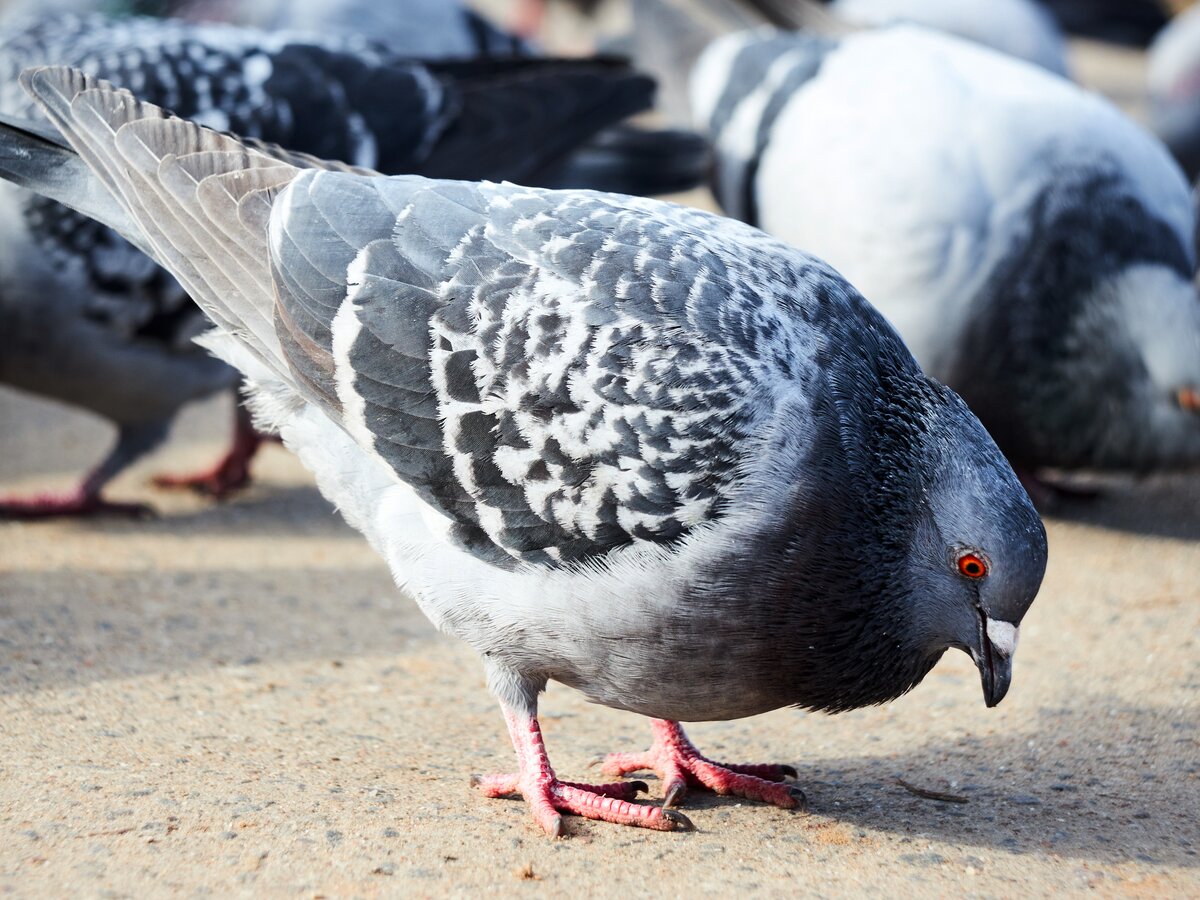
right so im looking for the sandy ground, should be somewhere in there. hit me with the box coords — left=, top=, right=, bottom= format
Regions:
left=2, top=387, right=1199, bottom=900
left=1, top=12, right=1200, bottom=898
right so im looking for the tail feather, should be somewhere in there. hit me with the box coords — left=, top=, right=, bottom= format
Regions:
left=0, top=110, right=148, bottom=255
left=19, top=65, right=299, bottom=382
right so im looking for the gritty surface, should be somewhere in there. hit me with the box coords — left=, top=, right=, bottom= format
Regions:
left=1, top=24, right=1199, bottom=898
left=3, top=340, right=1199, bottom=900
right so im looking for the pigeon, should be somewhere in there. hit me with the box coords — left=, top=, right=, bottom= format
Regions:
left=827, top=0, right=1069, bottom=75
left=693, top=26, right=1200, bottom=494
left=628, top=0, right=1064, bottom=130
left=0, top=13, right=694, bottom=517
left=207, top=0, right=528, bottom=57
left=0, top=65, right=1048, bottom=835
left=1149, top=4, right=1200, bottom=180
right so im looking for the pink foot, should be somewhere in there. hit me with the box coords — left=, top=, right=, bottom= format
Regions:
left=153, top=408, right=264, bottom=498
left=475, top=713, right=693, bottom=837
left=0, top=489, right=152, bottom=520
left=600, top=719, right=806, bottom=810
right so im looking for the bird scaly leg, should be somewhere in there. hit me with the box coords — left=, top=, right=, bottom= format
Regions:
left=0, top=422, right=163, bottom=519
left=152, top=401, right=265, bottom=498
left=473, top=707, right=694, bottom=837
left=601, top=719, right=806, bottom=810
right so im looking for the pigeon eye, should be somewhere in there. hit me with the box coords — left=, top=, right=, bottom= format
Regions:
left=957, top=553, right=988, bottom=579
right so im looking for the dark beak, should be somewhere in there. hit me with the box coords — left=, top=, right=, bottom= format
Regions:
left=972, top=611, right=1014, bottom=708
left=976, top=638, right=1012, bottom=708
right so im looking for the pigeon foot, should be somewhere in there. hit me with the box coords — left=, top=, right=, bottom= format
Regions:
left=478, top=712, right=693, bottom=836
left=153, top=406, right=263, bottom=498
left=0, top=489, right=152, bottom=519
left=600, top=719, right=806, bottom=810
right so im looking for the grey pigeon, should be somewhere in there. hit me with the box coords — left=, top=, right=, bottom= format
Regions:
left=0, top=0, right=527, bottom=56
left=694, top=26, right=1200, bottom=497
left=0, top=14, right=673, bottom=516
left=222, top=0, right=527, bottom=57
left=0, top=66, right=1047, bottom=835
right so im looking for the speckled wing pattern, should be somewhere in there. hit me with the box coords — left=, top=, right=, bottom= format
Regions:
left=273, top=173, right=829, bottom=567
left=23, top=65, right=838, bottom=571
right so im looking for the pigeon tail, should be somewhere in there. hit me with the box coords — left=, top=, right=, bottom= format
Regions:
left=16, top=65, right=299, bottom=387
left=0, top=109, right=149, bottom=258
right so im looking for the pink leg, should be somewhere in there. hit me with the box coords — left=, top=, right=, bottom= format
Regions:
left=600, top=719, right=805, bottom=810
left=152, top=404, right=264, bottom=498
left=474, top=711, right=694, bottom=837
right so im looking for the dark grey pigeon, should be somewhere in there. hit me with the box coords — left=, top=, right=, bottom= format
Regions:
left=0, top=66, right=1047, bottom=836
left=0, top=14, right=676, bottom=516
left=693, top=26, right=1200, bottom=500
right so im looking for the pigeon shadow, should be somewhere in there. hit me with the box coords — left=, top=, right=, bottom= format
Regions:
left=770, top=698, right=1200, bottom=869
left=1046, top=472, right=1200, bottom=541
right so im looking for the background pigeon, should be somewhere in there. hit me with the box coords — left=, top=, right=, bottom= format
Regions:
left=693, top=26, right=1200, bottom=494
left=626, top=0, right=1066, bottom=129
left=0, top=66, right=1047, bottom=835
left=0, top=13, right=701, bottom=517
left=827, top=0, right=1069, bottom=75
left=1148, top=4, right=1200, bottom=179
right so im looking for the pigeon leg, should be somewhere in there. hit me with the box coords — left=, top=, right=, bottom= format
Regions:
left=152, top=401, right=263, bottom=498
left=601, top=719, right=806, bottom=810
left=0, top=421, right=165, bottom=519
left=474, top=707, right=694, bottom=836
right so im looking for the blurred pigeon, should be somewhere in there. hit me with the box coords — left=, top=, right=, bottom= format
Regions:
left=209, top=0, right=528, bottom=57
left=693, top=27, right=1200, bottom=496
left=1149, top=4, right=1200, bottom=179
left=828, top=0, right=1069, bottom=75
left=629, top=0, right=1065, bottom=129
left=0, top=14, right=680, bottom=517
left=0, top=66, right=1047, bottom=834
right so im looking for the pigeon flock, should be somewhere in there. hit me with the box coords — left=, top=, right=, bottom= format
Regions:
left=0, top=0, right=1193, bottom=840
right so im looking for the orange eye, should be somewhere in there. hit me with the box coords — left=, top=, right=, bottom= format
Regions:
left=958, top=553, right=988, bottom=579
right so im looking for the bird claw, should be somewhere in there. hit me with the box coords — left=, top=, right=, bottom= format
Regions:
left=601, top=720, right=806, bottom=812
left=0, top=491, right=154, bottom=520
left=474, top=772, right=687, bottom=834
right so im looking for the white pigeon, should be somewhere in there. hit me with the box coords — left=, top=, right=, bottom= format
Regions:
left=693, top=26, right=1200, bottom=491
left=0, top=65, right=1047, bottom=836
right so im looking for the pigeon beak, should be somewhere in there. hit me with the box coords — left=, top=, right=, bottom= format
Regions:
left=972, top=615, right=1018, bottom=708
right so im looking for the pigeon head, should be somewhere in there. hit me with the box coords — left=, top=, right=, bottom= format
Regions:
left=947, top=167, right=1200, bottom=473
left=736, top=327, right=1048, bottom=715
left=899, top=387, right=1049, bottom=707
left=1076, top=265, right=1200, bottom=470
